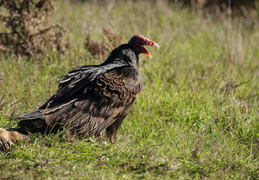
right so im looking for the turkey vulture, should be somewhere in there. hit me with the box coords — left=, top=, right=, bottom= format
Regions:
left=0, top=35, right=159, bottom=151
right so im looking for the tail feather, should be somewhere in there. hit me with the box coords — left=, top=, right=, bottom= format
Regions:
left=17, top=119, right=48, bottom=135
left=13, top=109, right=48, bottom=135
left=15, top=109, right=44, bottom=120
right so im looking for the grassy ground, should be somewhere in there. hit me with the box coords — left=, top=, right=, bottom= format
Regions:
left=0, top=0, right=259, bottom=179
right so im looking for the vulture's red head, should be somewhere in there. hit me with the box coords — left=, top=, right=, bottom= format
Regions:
left=128, top=35, right=159, bottom=58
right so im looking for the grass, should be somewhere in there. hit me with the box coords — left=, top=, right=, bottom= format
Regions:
left=0, top=0, right=259, bottom=179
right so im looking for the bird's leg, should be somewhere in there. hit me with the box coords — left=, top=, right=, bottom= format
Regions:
left=109, top=133, right=116, bottom=144
left=106, top=126, right=117, bottom=144
left=95, top=132, right=103, bottom=141
left=106, top=119, right=124, bottom=143
left=0, top=128, right=27, bottom=152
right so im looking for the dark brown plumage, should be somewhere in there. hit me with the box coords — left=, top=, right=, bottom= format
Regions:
left=0, top=35, right=159, bottom=151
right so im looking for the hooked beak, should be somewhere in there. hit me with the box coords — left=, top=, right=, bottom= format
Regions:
left=144, top=39, right=159, bottom=59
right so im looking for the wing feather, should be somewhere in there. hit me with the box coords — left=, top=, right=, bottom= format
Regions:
left=40, top=66, right=142, bottom=137
left=41, top=62, right=128, bottom=109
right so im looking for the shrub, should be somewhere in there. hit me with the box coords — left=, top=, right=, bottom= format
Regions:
left=85, top=28, right=121, bottom=56
left=0, top=0, right=69, bottom=59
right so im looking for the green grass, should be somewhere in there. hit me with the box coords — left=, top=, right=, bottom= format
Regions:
left=0, top=0, right=259, bottom=179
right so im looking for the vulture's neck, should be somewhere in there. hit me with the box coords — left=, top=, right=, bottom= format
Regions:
left=102, top=44, right=139, bottom=68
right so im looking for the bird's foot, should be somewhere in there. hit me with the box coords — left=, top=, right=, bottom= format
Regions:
left=109, top=134, right=116, bottom=144
left=95, top=132, right=103, bottom=142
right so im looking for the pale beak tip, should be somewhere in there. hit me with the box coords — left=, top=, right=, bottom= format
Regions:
left=154, top=43, right=160, bottom=50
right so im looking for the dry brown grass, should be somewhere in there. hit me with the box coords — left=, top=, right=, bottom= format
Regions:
left=0, top=0, right=69, bottom=59
left=85, top=28, right=122, bottom=56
